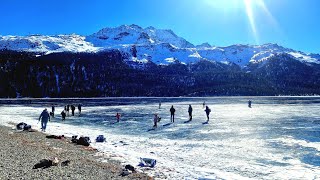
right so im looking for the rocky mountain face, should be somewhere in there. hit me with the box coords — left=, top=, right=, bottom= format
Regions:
left=0, top=24, right=319, bottom=97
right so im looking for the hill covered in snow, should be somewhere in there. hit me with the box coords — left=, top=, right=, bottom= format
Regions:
left=1, top=24, right=319, bottom=67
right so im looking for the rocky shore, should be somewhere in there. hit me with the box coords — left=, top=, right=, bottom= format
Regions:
left=0, top=125, right=152, bottom=180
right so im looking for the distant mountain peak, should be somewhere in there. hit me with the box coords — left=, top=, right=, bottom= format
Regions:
left=196, top=42, right=212, bottom=48
left=146, top=26, right=156, bottom=30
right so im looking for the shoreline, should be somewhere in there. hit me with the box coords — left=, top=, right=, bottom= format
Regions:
left=0, top=124, right=151, bottom=180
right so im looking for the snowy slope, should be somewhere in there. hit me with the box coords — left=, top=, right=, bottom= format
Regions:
left=119, top=43, right=199, bottom=64
left=0, top=24, right=319, bottom=66
left=0, top=34, right=98, bottom=53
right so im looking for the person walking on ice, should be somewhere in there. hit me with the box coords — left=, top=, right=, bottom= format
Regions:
left=170, top=105, right=176, bottom=123
left=248, top=100, right=252, bottom=108
left=61, top=110, right=66, bottom=121
left=39, top=108, right=50, bottom=132
left=51, top=104, right=55, bottom=117
left=153, top=113, right=159, bottom=128
left=188, top=104, right=193, bottom=121
left=116, top=112, right=121, bottom=123
left=78, top=104, right=82, bottom=115
left=71, top=105, right=76, bottom=116
left=204, top=106, right=211, bottom=122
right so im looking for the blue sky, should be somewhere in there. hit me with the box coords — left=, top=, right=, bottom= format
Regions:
left=1, top=0, right=319, bottom=53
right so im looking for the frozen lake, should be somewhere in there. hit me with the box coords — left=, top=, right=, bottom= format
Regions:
left=1, top=97, right=320, bottom=179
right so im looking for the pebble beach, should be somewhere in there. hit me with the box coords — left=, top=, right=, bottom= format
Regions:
left=0, top=125, right=152, bottom=180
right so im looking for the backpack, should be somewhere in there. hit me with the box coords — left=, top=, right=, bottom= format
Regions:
left=23, top=125, right=31, bottom=131
left=139, top=158, right=157, bottom=168
left=96, top=135, right=106, bottom=142
left=71, top=135, right=78, bottom=143
left=78, top=136, right=91, bottom=146
left=16, top=122, right=27, bottom=130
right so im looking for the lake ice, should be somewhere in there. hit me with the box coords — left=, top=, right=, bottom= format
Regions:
left=0, top=97, right=320, bottom=179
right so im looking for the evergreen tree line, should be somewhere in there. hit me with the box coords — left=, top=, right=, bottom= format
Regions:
left=0, top=50, right=319, bottom=98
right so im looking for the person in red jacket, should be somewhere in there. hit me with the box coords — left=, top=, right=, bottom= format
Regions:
left=116, top=112, right=121, bottom=122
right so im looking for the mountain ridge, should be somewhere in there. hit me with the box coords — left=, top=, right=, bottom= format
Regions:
left=0, top=24, right=319, bottom=68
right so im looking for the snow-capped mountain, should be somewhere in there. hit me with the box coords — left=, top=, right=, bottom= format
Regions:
left=0, top=24, right=319, bottom=67
left=85, top=24, right=194, bottom=49
left=0, top=34, right=98, bottom=53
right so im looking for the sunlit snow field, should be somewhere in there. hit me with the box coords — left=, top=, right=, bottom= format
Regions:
left=1, top=97, right=320, bottom=179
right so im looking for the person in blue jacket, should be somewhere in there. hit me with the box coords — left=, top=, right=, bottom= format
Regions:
left=39, top=108, right=50, bottom=132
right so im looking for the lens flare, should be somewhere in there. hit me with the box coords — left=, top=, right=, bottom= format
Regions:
left=204, top=0, right=280, bottom=45
left=243, top=0, right=259, bottom=44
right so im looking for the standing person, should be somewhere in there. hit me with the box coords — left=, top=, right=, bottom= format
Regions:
left=38, top=108, right=50, bottom=132
left=116, top=112, right=121, bottom=123
left=248, top=100, right=252, bottom=108
left=203, top=101, right=206, bottom=108
left=188, top=105, right=193, bottom=121
left=205, top=106, right=211, bottom=122
left=66, top=105, right=70, bottom=116
left=71, top=105, right=76, bottom=116
left=170, top=105, right=175, bottom=123
left=51, top=104, right=55, bottom=117
left=78, top=104, right=82, bottom=115
left=61, top=110, right=66, bottom=121
left=153, top=113, right=158, bottom=128
left=159, top=102, right=161, bottom=109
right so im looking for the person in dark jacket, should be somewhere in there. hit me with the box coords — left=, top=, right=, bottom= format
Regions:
left=51, top=104, right=55, bottom=117
left=153, top=114, right=159, bottom=128
left=170, top=105, right=175, bottom=123
left=205, top=106, right=211, bottom=122
left=39, top=108, right=50, bottom=132
left=248, top=100, right=252, bottom=108
left=188, top=105, right=193, bottom=121
left=71, top=105, right=76, bottom=116
left=61, top=110, right=66, bottom=121
left=78, top=104, right=82, bottom=115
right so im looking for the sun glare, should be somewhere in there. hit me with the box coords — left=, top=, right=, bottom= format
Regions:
left=205, top=0, right=279, bottom=45
left=243, top=0, right=259, bottom=43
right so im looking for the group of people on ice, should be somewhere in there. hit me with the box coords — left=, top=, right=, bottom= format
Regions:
left=60, top=104, right=82, bottom=119
left=153, top=102, right=212, bottom=128
left=38, top=100, right=253, bottom=131
left=153, top=100, right=252, bottom=128
left=38, top=104, right=82, bottom=131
